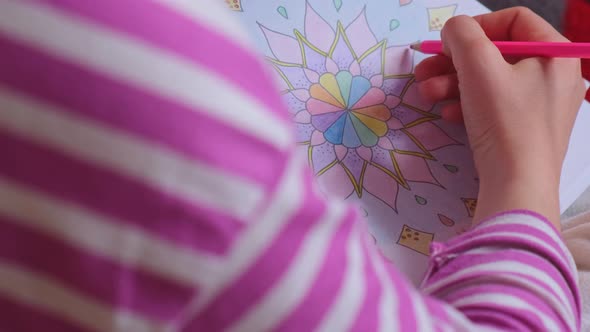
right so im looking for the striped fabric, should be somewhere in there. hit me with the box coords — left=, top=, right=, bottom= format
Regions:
left=0, top=0, right=580, bottom=331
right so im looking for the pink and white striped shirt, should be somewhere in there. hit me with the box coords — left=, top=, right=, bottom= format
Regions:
left=0, top=0, right=580, bottom=331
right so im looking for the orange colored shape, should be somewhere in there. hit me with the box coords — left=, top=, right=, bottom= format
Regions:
left=352, top=104, right=391, bottom=121
left=352, top=112, right=389, bottom=136
left=397, top=225, right=434, bottom=255
left=309, top=84, right=345, bottom=108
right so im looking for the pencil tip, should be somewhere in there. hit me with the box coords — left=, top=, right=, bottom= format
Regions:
left=409, top=42, right=421, bottom=51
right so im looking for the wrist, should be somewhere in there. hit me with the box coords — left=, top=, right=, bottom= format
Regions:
left=475, top=168, right=561, bottom=230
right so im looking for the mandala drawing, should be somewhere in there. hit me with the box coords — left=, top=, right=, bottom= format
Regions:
left=259, top=3, right=459, bottom=211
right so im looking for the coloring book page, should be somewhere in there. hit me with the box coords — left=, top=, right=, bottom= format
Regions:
left=225, top=0, right=590, bottom=284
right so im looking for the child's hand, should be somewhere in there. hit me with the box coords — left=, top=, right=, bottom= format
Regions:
left=415, top=8, right=587, bottom=226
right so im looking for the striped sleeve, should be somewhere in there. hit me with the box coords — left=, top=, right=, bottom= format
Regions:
left=0, top=1, right=580, bottom=332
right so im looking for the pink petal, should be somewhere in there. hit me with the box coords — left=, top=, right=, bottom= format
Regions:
left=402, top=82, right=434, bottom=111
left=305, top=3, right=336, bottom=53
left=326, top=57, right=339, bottom=74
left=351, top=87, right=386, bottom=109
left=356, top=146, right=372, bottom=161
left=349, top=60, right=361, bottom=76
left=335, top=145, right=348, bottom=160
left=400, top=0, right=412, bottom=5
left=387, top=117, right=404, bottom=130
left=396, top=154, right=439, bottom=185
left=317, top=163, right=355, bottom=199
left=363, top=164, right=399, bottom=210
left=294, top=110, right=311, bottom=123
left=385, top=95, right=401, bottom=109
left=311, top=130, right=326, bottom=145
left=307, top=98, right=343, bottom=115
left=406, top=122, right=459, bottom=150
left=345, top=10, right=378, bottom=57
left=378, top=136, right=394, bottom=150
left=304, top=69, right=320, bottom=83
left=292, top=89, right=311, bottom=101
left=260, top=24, right=303, bottom=64
left=384, top=46, right=413, bottom=76
left=370, top=74, right=383, bottom=87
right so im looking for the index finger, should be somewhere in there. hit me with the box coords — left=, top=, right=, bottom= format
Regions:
left=474, top=7, right=568, bottom=42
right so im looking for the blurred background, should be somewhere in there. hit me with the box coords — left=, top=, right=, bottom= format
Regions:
left=479, top=0, right=565, bottom=30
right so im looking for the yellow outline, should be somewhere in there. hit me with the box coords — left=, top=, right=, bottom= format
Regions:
left=317, top=159, right=339, bottom=176
left=384, top=73, right=415, bottom=79
left=267, top=57, right=303, bottom=68
left=270, top=63, right=295, bottom=91
left=389, top=151, right=411, bottom=189
left=328, top=22, right=359, bottom=60
left=357, top=40, right=386, bottom=63
left=370, top=162, right=406, bottom=187
left=396, top=129, right=436, bottom=160
left=340, top=161, right=365, bottom=197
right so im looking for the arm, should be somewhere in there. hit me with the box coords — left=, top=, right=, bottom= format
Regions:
left=0, top=1, right=580, bottom=331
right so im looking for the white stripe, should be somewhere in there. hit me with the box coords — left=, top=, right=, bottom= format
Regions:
left=0, top=87, right=263, bottom=220
left=411, top=287, right=434, bottom=332
left=155, top=0, right=252, bottom=50
left=0, top=1, right=291, bottom=150
left=0, top=177, right=222, bottom=287
left=0, top=263, right=163, bottom=332
left=452, top=293, right=561, bottom=331
left=423, top=260, right=575, bottom=329
left=317, top=232, right=365, bottom=332
left=476, top=214, right=576, bottom=271
left=367, top=242, right=398, bottom=332
left=448, top=231, right=569, bottom=273
left=174, top=154, right=305, bottom=326
left=227, top=200, right=347, bottom=332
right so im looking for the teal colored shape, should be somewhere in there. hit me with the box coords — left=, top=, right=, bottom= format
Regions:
left=336, top=71, right=353, bottom=108
left=350, top=115, right=378, bottom=147
left=333, top=0, right=343, bottom=11
left=342, top=114, right=362, bottom=148
left=348, top=76, right=371, bottom=108
left=324, top=113, right=347, bottom=145
left=389, top=19, right=400, bottom=31
left=277, top=6, right=288, bottom=19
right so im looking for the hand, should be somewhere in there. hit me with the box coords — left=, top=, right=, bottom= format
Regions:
left=414, top=8, right=587, bottom=227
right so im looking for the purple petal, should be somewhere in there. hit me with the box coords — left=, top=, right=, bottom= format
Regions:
left=384, top=46, right=414, bottom=76
left=396, top=153, right=439, bottom=185
left=386, top=129, right=426, bottom=154
left=360, top=45, right=384, bottom=78
left=382, top=78, right=411, bottom=97
left=391, top=104, right=429, bottom=126
left=295, top=123, right=315, bottom=143
left=302, top=42, right=328, bottom=74
left=304, top=4, right=336, bottom=53
left=370, top=145, right=402, bottom=179
left=275, top=64, right=311, bottom=89
left=282, top=91, right=307, bottom=114
left=317, top=163, right=355, bottom=199
left=363, top=164, right=399, bottom=211
left=345, top=9, right=378, bottom=58
left=331, top=31, right=355, bottom=70
left=311, top=141, right=336, bottom=173
left=341, top=148, right=366, bottom=194
left=260, top=24, right=303, bottom=64
left=312, top=111, right=345, bottom=132
left=405, top=122, right=459, bottom=151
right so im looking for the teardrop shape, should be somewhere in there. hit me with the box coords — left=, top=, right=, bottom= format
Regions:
left=333, top=0, right=343, bottom=11
left=438, top=214, right=455, bottom=227
left=415, top=195, right=427, bottom=205
left=389, top=19, right=400, bottom=31
left=444, top=164, right=459, bottom=173
left=277, top=6, right=288, bottom=19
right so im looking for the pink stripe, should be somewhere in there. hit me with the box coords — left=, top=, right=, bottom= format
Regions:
left=0, top=33, right=286, bottom=187
left=461, top=308, right=533, bottom=331
left=275, top=210, right=357, bottom=331
left=445, top=285, right=568, bottom=330
left=384, top=258, right=418, bottom=331
left=0, top=217, right=195, bottom=320
left=185, top=174, right=328, bottom=330
left=0, top=131, right=241, bottom=255
left=0, top=294, right=91, bottom=332
left=32, top=0, right=290, bottom=123
left=349, top=239, right=380, bottom=332
left=425, top=250, right=577, bottom=316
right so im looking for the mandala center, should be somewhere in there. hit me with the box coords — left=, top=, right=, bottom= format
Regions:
left=308, top=71, right=392, bottom=148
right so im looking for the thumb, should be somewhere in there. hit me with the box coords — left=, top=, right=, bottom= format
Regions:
left=441, top=15, right=506, bottom=79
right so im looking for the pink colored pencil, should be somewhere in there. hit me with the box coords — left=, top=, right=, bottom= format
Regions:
left=410, top=40, right=590, bottom=58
